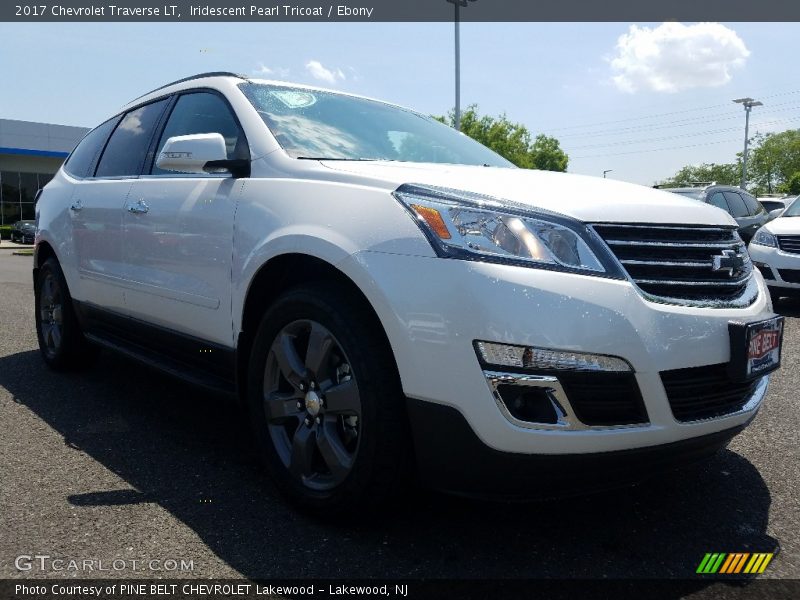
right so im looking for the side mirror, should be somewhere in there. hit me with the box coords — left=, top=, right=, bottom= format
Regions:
left=767, top=208, right=784, bottom=221
left=156, top=133, right=249, bottom=177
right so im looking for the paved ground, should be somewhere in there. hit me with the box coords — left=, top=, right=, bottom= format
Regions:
left=0, top=241, right=33, bottom=250
left=1, top=252, right=798, bottom=590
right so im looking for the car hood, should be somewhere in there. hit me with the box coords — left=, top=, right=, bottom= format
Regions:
left=319, top=161, right=736, bottom=226
left=764, top=216, right=800, bottom=234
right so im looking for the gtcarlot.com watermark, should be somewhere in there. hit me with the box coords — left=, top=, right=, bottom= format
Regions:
left=15, top=554, right=194, bottom=573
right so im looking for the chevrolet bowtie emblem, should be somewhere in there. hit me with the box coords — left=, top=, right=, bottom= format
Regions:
left=712, top=249, right=746, bottom=277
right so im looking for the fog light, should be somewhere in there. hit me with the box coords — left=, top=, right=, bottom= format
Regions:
left=496, top=384, right=561, bottom=424
left=475, top=341, right=632, bottom=372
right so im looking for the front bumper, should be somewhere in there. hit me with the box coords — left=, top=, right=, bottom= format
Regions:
left=343, top=251, right=773, bottom=456
left=406, top=397, right=751, bottom=499
left=749, top=243, right=800, bottom=293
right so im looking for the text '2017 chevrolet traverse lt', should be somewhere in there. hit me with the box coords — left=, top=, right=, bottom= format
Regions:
left=34, top=73, right=783, bottom=511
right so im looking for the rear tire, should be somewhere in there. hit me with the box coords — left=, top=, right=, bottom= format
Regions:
left=35, top=257, right=97, bottom=370
left=246, top=283, right=411, bottom=514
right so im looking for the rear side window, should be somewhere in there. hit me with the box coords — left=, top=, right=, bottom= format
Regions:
left=723, top=191, right=749, bottom=218
left=741, top=192, right=764, bottom=215
left=708, top=192, right=729, bottom=211
left=151, top=92, right=247, bottom=175
left=96, top=99, right=169, bottom=178
left=63, top=118, right=118, bottom=178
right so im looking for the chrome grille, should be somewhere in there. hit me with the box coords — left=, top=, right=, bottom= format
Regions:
left=592, top=224, right=755, bottom=307
left=777, top=235, right=800, bottom=254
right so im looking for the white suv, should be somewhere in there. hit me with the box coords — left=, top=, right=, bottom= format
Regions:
left=34, top=73, right=784, bottom=510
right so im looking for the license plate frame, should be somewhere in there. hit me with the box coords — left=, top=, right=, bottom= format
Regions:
left=728, top=316, right=784, bottom=383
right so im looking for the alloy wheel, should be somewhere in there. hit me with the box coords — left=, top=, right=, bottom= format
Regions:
left=263, top=320, right=362, bottom=491
left=39, top=272, right=64, bottom=357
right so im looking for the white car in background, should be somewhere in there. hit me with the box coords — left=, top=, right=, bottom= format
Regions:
left=758, top=195, right=796, bottom=216
left=750, top=198, right=800, bottom=301
left=33, top=73, right=784, bottom=512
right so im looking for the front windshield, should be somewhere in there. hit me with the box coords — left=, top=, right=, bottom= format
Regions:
left=783, top=197, right=800, bottom=217
left=239, top=82, right=513, bottom=167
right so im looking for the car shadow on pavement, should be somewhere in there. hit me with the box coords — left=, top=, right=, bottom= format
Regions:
left=1, top=349, right=779, bottom=591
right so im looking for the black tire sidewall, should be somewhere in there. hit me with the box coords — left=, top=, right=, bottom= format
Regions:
left=246, top=284, right=407, bottom=512
left=35, top=258, right=87, bottom=369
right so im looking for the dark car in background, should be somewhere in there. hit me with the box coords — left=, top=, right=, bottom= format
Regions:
left=10, top=220, right=35, bottom=244
left=659, top=184, right=770, bottom=243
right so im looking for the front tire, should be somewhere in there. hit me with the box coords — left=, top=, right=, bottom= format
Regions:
left=35, top=257, right=96, bottom=370
left=247, top=284, right=411, bottom=513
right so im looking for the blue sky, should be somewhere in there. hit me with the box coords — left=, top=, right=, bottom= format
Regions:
left=1, top=22, right=798, bottom=185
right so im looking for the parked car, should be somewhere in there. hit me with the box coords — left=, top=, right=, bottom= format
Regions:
left=749, top=198, right=800, bottom=301
left=10, top=220, right=35, bottom=244
left=33, top=73, right=783, bottom=511
left=757, top=195, right=796, bottom=213
left=660, top=184, right=770, bottom=242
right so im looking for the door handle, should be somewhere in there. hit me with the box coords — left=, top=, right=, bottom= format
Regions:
left=69, top=199, right=83, bottom=212
left=127, top=199, right=149, bottom=214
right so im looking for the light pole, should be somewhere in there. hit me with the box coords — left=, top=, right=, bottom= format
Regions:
left=603, top=170, right=613, bottom=178
left=733, top=97, right=763, bottom=190
left=445, top=0, right=477, bottom=131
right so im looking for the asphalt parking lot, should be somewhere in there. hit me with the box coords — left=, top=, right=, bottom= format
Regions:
left=1, top=251, right=798, bottom=591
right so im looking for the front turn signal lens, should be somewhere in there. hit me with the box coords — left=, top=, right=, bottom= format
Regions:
left=410, top=204, right=451, bottom=240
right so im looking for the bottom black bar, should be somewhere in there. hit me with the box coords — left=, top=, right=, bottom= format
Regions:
left=2, top=579, right=799, bottom=600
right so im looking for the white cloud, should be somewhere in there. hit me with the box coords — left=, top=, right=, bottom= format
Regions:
left=305, top=60, right=346, bottom=85
left=610, top=22, right=750, bottom=93
left=253, top=63, right=290, bottom=78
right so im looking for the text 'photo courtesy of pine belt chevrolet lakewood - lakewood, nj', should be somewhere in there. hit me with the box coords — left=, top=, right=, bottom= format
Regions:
left=32, top=72, right=784, bottom=512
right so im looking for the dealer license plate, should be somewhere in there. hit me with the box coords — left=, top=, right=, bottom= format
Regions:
left=728, top=316, right=784, bottom=382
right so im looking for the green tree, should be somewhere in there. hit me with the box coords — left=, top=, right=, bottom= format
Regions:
left=437, top=105, right=569, bottom=171
left=655, top=162, right=740, bottom=187
left=748, top=130, right=800, bottom=194
left=785, top=172, right=800, bottom=195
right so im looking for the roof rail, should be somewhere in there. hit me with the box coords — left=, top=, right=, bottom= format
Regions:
left=687, top=181, right=716, bottom=187
left=129, top=72, right=248, bottom=103
left=652, top=181, right=716, bottom=189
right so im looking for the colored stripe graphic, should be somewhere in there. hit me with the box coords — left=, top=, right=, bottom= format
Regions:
left=743, top=553, right=774, bottom=574
left=698, top=552, right=774, bottom=574
left=720, top=553, right=749, bottom=573
left=697, top=553, right=726, bottom=573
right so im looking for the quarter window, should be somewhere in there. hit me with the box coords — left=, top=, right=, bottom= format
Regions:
left=151, top=92, right=247, bottom=175
left=722, top=191, right=749, bottom=218
left=741, top=192, right=764, bottom=215
left=63, top=117, right=118, bottom=178
left=95, top=99, right=169, bottom=178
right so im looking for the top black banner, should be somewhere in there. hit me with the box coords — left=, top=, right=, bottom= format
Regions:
left=3, top=0, right=800, bottom=22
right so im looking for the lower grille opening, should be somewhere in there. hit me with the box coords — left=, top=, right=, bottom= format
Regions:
left=661, top=363, right=761, bottom=422
left=778, top=269, right=800, bottom=284
left=754, top=262, right=775, bottom=280
left=557, top=372, right=648, bottom=426
left=496, top=385, right=560, bottom=425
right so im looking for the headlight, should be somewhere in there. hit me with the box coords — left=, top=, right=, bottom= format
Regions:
left=394, top=184, right=620, bottom=277
left=751, top=228, right=777, bottom=248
